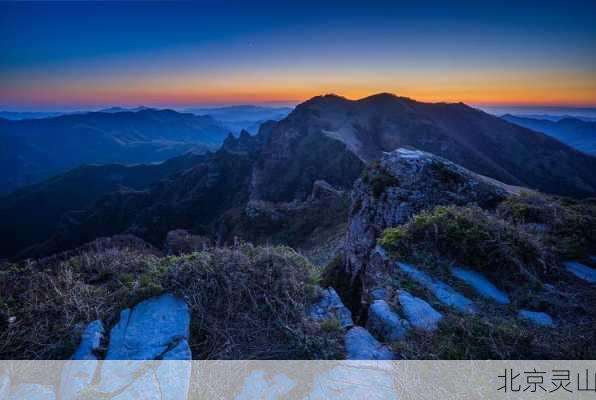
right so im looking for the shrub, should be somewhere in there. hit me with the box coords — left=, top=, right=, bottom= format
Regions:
left=163, top=244, right=343, bottom=359
left=378, top=205, right=552, bottom=284
left=498, top=193, right=596, bottom=258
left=0, top=243, right=343, bottom=360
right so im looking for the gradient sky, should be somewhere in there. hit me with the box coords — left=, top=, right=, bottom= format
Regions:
left=1, top=1, right=595, bottom=110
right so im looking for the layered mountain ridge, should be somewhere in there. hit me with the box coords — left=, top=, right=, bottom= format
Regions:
left=4, top=93, right=596, bottom=260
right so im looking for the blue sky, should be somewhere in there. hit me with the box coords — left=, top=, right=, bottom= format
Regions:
left=1, top=1, right=595, bottom=110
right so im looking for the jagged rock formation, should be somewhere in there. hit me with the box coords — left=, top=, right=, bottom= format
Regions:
left=343, top=148, right=510, bottom=299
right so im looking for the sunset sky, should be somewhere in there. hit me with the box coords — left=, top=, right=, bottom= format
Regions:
left=1, top=1, right=595, bottom=110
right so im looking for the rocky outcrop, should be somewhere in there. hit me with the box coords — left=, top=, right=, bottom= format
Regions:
left=343, top=148, right=510, bottom=301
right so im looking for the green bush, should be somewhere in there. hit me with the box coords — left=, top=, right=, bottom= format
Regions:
left=378, top=205, right=552, bottom=284
left=498, top=193, right=596, bottom=258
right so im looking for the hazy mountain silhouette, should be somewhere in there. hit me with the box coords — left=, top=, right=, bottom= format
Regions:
left=12, top=93, right=596, bottom=259
left=185, top=105, right=293, bottom=134
left=502, top=114, right=596, bottom=155
left=0, top=109, right=228, bottom=194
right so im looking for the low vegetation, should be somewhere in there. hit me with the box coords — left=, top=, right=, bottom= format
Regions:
left=0, top=243, right=343, bottom=359
left=378, top=204, right=553, bottom=286
left=376, top=192, right=596, bottom=359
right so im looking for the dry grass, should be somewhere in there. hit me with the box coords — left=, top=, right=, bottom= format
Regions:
left=0, top=242, right=343, bottom=360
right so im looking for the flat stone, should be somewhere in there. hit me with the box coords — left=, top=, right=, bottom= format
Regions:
left=396, top=262, right=477, bottom=314
left=451, top=267, right=510, bottom=304
left=518, top=310, right=554, bottom=327
left=10, top=384, right=55, bottom=400
left=71, top=319, right=104, bottom=360
left=308, top=288, right=354, bottom=329
left=344, top=327, right=394, bottom=360
left=366, top=300, right=408, bottom=342
left=564, top=261, right=596, bottom=284
left=398, top=291, right=443, bottom=332
left=105, top=293, right=191, bottom=360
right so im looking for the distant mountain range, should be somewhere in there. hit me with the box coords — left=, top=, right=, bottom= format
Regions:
left=502, top=114, right=596, bottom=155
left=0, top=111, right=64, bottom=120
left=184, top=105, right=293, bottom=134
left=6, top=93, right=596, bottom=260
left=0, top=109, right=228, bottom=195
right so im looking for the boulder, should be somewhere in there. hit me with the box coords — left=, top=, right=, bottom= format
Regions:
left=398, top=291, right=443, bottom=332
left=308, top=288, right=354, bottom=329
left=104, top=293, right=190, bottom=360
left=366, top=300, right=408, bottom=342
left=344, top=148, right=509, bottom=298
left=344, top=327, right=394, bottom=360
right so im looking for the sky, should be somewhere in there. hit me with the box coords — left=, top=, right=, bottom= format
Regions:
left=1, top=1, right=596, bottom=111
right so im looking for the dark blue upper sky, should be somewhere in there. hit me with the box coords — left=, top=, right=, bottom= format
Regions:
left=1, top=1, right=595, bottom=110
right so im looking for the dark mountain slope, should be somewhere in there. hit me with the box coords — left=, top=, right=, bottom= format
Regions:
left=502, top=114, right=596, bottom=155
left=0, top=153, right=206, bottom=258
left=14, top=93, right=596, bottom=259
left=20, top=134, right=261, bottom=259
left=257, top=93, right=595, bottom=198
left=0, top=109, right=228, bottom=194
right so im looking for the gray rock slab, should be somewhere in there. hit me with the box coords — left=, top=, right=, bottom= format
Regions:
left=451, top=267, right=510, bottom=304
left=344, top=327, right=394, bottom=360
left=366, top=300, right=409, bottom=342
left=398, top=290, right=443, bottom=332
left=396, top=262, right=477, bottom=314
left=564, top=261, right=596, bottom=284
left=518, top=310, right=554, bottom=327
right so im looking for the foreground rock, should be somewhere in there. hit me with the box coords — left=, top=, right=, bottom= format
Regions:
left=344, top=327, right=394, bottom=360
left=105, top=293, right=191, bottom=360
left=71, top=320, right=104, bottom=360
left=343, top=148, right=510, bottom=304
left=396, top=262, right=477, bottom=314
left=398, top=290, right=443, bottom=332
left=366, top=300, right=409, bottom=342
left=308, top=287, right=354, bottom=329
left=451, top=267, right=510, bottom=304
left=564, top=261, right=596, bottom=284
left=518, top=310, right=554, bottom=327
left=59, top=293, right=192, bottom=400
